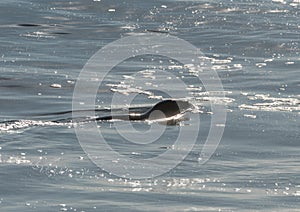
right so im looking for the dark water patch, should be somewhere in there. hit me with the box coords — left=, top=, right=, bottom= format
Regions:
left=51, top=32, right=71, bottom=35
left=145, top=29, right=170, bottom=34
left=0, top=77, right=14, bottom=81
left=17, top=23, right=41, bottom=27
left=0, top=84, right=29, bottom=89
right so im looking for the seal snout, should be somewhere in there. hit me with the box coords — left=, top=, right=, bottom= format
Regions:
left=145, top=99, right=192, bottom=120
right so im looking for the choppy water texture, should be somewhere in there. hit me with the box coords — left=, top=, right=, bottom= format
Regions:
left=0, top=0, right=299, bottom=211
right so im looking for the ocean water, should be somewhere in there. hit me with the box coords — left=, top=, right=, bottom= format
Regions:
left=0, top=0, right=299, bottom=211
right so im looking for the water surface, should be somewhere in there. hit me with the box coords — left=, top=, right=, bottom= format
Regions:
left=0, top=0, right=299, bottom=211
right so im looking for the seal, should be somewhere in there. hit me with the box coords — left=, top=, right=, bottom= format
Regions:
left=95, top=100, right=192, bottom=121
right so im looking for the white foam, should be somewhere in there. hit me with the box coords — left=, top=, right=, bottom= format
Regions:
left=20, top=31, right=55, bottom=39
left=285, top=61, right=295, bottom=65
left=0, top=120, right=67, bottom=134
left=267, top=9, right=288, bottom=13
left=50, top=83, right=62, bottom=88
left=256, top=63, right=267, bottom=68
left=239, top=94, right=300, bottom=113
left=272, top=0, right=287, bottom=4
left=6, top=156, right=31, bottom=164
left=244, top=114, right=257, bottom=119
